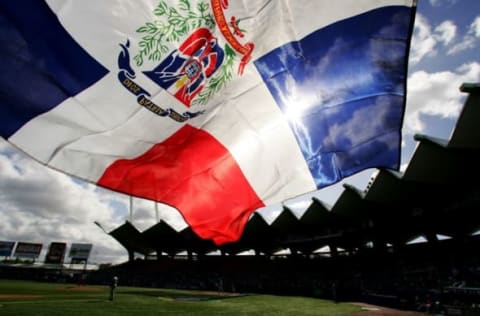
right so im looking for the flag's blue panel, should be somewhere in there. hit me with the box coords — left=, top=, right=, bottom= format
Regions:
left=255, top=6, right=412, bottom=188
left=0, top=1, right=109, bottom=138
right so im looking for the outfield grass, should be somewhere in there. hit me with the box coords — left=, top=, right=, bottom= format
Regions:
left=0, top=279, right=361, bottom=315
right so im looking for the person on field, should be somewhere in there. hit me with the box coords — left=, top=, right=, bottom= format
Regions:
left=109, top=276, right=119, bottom=301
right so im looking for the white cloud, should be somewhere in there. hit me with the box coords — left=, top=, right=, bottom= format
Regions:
left=410, top=14, right=480, bottom=62
left=410, top=14, right=438, bottom=64
left=155, top=203, right=188, bottom=231
left=410, top=15, right=472, bottom=63
left=405, top=61, right=480, bottom=133
left=0, top=139, right=129, bottom=264
left=128, top=198, right=187, bottom=232
left=0, top=139, right=9, bottom=151
left=472, top=16, right=480, bottom=37
left=447, top=16, right=480, bottom=55
left=429, top=0, right=458, bottom=7
left=447, top=37, right=476, bottom=55
left=434, top=20, right=457, bottom=46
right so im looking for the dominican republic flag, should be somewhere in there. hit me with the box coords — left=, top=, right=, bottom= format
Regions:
left=0, top=0, right=416, bottom=244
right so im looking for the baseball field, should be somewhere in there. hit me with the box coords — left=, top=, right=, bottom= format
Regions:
left=0, top=279, right=363, bottom=315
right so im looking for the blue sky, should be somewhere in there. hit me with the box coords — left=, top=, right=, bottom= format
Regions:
left=0, top=0, right=479, bottom=263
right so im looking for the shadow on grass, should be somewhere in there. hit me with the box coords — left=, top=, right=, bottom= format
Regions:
left=119, top=289, right=248, bottom=301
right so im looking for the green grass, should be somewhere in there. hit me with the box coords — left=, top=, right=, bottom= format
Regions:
left=0, top=280, right=361, bottom=315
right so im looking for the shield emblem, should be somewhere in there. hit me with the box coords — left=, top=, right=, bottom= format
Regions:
left=143, top=28, right=225, bottom=107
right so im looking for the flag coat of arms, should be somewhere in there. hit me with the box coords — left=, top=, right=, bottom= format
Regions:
left=0, top=0, right=416, bottom=244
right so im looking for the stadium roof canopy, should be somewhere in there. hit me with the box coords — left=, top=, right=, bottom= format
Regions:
left=102, top=83, right=480, bottom=260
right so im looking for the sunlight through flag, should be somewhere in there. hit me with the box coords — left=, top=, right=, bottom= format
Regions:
left=0, top=0, right=416, bottom=244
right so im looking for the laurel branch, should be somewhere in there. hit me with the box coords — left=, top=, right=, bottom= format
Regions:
left=192, top=44, right=236, bottom=106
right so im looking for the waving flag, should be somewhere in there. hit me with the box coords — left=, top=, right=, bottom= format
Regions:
left=0, top=0, right=416, bottom=244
